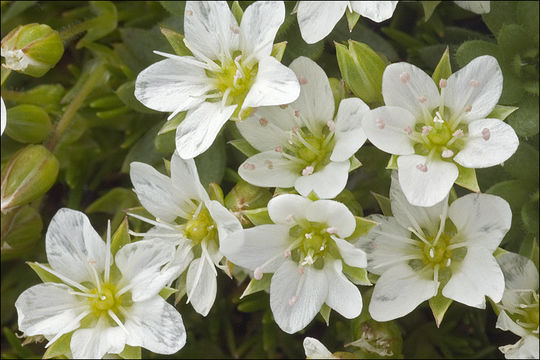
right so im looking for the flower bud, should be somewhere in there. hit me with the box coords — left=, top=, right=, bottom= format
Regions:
left=1, top=145, right=59, bottom=213
left=1, top=23, right=64, bottom=77
left=5, top=104, right=51, bottom=143
left=225, top=180, right=272, bottom=225
left=1, top=205, right=42, bottom=261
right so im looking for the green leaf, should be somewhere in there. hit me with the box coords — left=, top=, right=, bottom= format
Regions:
left=195, top=134, right=226, bottom=188
left=422, top=1, right=441, bottom=21
left=503, top=142, right=539, bottom=183
left=27, top=262, right=62, bottom=283
left=522, top=197, right=539, bottom=234
left=432, top=47, right=451, bottom=87
left=232, top=1, right=243, bottom=24
left=159, top=286, right=178, bottom=300
left=119, top=345, right=142, bottom=359
left=343, top=264, right=371, bottom=286
left=271, top=41, right=287, bottom=62
left=78, top=1, right=118, bottom=48
left=428, top=292, right=453, bottom=328
left=319, top=303, right=332, bottom=326
left=86, top=188, right=139, bottom=215
left=488, top=105, right=519, bottom=121
left=455, top=165, right=480, bottom=193
left=371, top=192, right=393, bottom=216
left=237, top=292, right=268, bottom=312
left=158, top=112, right=186, bottom=135
left=43, top=333, right=72, bottom=359
left=456, top=40, right=499, bottom=68
left=111, top=217, right=131, bottom=255
left=159, top=1, right=185, bottom=17
left=116, top=81, right=157, bottom=114
left=243, top=207, right=273, bottom=226
left=228, top=138, right=259, bottom=158
left=345, top=9, right=360, bottom=32
left=349, top=216, right=378, bottom=239
left=121, top=122, right=167, bottom=173
left=241, top=274, right=272, bottom=299
left=507, top=95, right=539, bottom=137
left=160, top=26, right=191, bottom=56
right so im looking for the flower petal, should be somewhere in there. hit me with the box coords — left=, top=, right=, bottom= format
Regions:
left=397, top=155, right=458, bottom=207
left=170, top=152, right=206, bottom=202
left=496, top=310, right=530, bottom=338
left=382, top=62, right=440, bottom=122
left=70, top=317, right=126, bottom=359
left=332, top=236, right=367, bottom=269
left=445, top=55, right=502, bottom=123
left=236, top=106, right=293, bottom=152
left=242, top=56, right=300, bottom=109
left=184, top=1, right=239, bottom=60
left=220, top=225, right=290, bottom=272
left=331, top=97, right=369, bottom=161
left=185, top=256, right=217, bottom=316
left=324, top=259, right=362, bottom=319
left=239, top=151, right=299, bottom=188
left=176, top=102, right=236, bottom=159
left=46, top=208, right=107, bottom=284
left=115, top=240, right=179, bottom=301
left=15, top=283, right=85, bottom=337
left=448, top=193, right=511, bottom=252
left=305, top=200, right=356, bottom=238
left=268, top=194, right=311, bottom=225
left=240, top=1, right=284, bottom=59
left=134, top=58, right=209, bottom=113
left=130, top=161, right=188, bottom=222
left=369, top=262, right=439, bottom=321
left=297, top=1, right=348, bottom=44
left=206, top=200, right=242, bottom=242
left=124, top=296, right=186, bottom=354
left=270, top=260, right=328, bottom=333
left=497, top=252, right=539, bottom=292
left=453, top=118, right=519, bottom=168
left=442, top=245, right=504, bottom=307
left=294, top=161, right=350, bottom=199
left=454, top=1, right=490, bottom=14
left=1, top=97, right=6, bottom=135
left=362, top=106, right=417, bottom=155
left=499, top=333, right=539, bottom=359
left=303, top=337, right=334, bottom=359
left=350, top=1, right=398, bottom=22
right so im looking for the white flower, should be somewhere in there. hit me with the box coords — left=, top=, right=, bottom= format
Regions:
left=15, top=208, right=186, bottom=359
left=237, top=56, right=368, bottom=199
left=297, top=1, right=398, bottom=44
left=135, top=1, right=300, bottom=159
left=129, top=151, right=242, bottom=316
left=303, top=337, right=338, bottom=359
left=495, top=252, right=539, bottom=359
left=454, top=1, right=490, bottom=14
left=363, top=55, right=518, bottom=207
left=1, top=97, right=6, bottom=135
left=221, top=194, right=367, bottom=333
left=355, top=172, right=510, bottom=322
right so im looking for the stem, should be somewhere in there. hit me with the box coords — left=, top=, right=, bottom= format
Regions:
left=47, top=62, right=106, bottom=150
left=58, top=19, right=94, bottom=41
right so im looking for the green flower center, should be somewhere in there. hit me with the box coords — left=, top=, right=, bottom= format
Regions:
left=88, top=282, right=130, bottom=318
left=288, top=221, right=341, bottom=268
left=507, top=290, right=540, bottom=333
left=184, top=205, right=216, bottom=245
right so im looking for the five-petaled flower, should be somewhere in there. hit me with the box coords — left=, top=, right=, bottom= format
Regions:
left=135, top=1, right=300, bottom=159
left=15, top=208, right=186, bottom=359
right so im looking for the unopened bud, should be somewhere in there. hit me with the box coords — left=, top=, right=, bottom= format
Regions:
left=1, top=23, right=64, bottom=77
left=5, top=104, right=51, bottom=143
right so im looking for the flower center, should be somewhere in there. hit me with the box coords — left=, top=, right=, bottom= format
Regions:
left=506, top=290, right=540, bottom=333
left=287, top=221, right=339, bottom=267
left=88, top=282, right=127, bottom=317
left=184, top=204, right=216, bottom=245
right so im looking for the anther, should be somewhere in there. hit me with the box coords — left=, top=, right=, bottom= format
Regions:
left=254, top=267, right=263, bottom=280
left=88, top=259, right=96, bottom=264
left=243, top=162, right=255, bottom=170
left=280, top=104, right=288, bottom=109
left=376, top=118, right=385, bottom=129
left=186, top=10, right=193, bottom=15
left=259, top=118, right=268, bottom=126
left=326, top=227, right=338, bottom=234
left=452, top=129, right=464, bottom=138
left=327, top=120, right=336, bottom=132
left=422, top=126, right=432, bottom=135
left=297, top=266, right=305, bottom=275
left=469, top=80, right=479, bottom=88
left=464, top=105, right=472, bottom=113
left=229, top=25, right=240, bottom=34
left=304, top=232, right=313, bottom=239
left=446, top=258, right=451, bottom=267
left=416, top=163, right=428, bottom=172
left=289, top=296, right=298, bottom=306
left=404, top=126, right=412, bottom=135
left=264, top=160, right=273, bottom=169
left=292, top=126, right=299, bottom=133
left=439, top=79, right=447, bottom=88
left=441, top=149, right=454, bottom=158
left=274, top=145, right=283, bottom=152
left=285, top=214, right=295, bottom=223
left=481, top=128, right=490, bottom=141
left=302, top=166, right=314, bottom=176
left=235, top=69, right=243, bottom=79
left=418, top=95, right=427, bottom=103
left=298, top=76, right=308, bottom=85
left=400, top=72, right=410, bottom=83
left=429, top=248, right=435, bottom=258
left=284, top=250, right=291, bottom=258
left=294, top=110, right=300, bottom=117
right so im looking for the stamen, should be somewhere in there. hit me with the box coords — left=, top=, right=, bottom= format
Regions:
left=446, top=242, right=467, bottom=251
left=105, top=220, right=111, bottom=283
left=439, top=79, right=447, bottom=88
left=422, top=126, right=432, bottom=135
left=298, top=75, right=308, bottom=85
left=285, top=214, right=295, bottom=223
left=229, top=24, right=240, bottom=34
left=186, top=9, right=193, bottom=16
left=127, top=212, right=177, bottom=231
left=68, top=291, right=98, bottom=298
left=441, top=149, right=454, bottom=158
left=242, top=162, right=255, bottom=170
left=453, top=129, right=464, bottom=138
left=327, top=120, right=336, bottom=132
left=416, top=163, right=428, bottom=172
left=259, top=118, right=268, bottom=126
left=128, top=230, right=181, bottom=238
left=304, top=232, right=313, bottom=239
left=371, top=254, right=424, bottom=270
left=404, top=126, right=412, bottom=135
left=446, top=258, right=451, bottom=267
left=326, top=227, right=338, bottom=234
left=400, top=72, right=410, bottom=83
left=284, top=250, right=291, bottom=258
left=481, top=128, right=490, bottom=141
left=297, top=266, right=305, bottom=275
left=254, top=267, right=263, bottom=280
left=280, top=104, right=288, bottom=109
left=88, top=262, right=102, bottom=294
left=370, top=229, right=422, bottom=246
left=433, top=264, right=440, bottom=283
left=274, top=145, right=283, bottom=152
left=376, top=118, right=385, bottom=129
left=464, top=105, right=472, bottom=113
left=418, top=95, right=427, bottom=103
left=35, top=263, right=89, bottom=292
left=302, top=166, right=314, bottom=176
left=108, top=310, right=129, bottom=335
left=407, top=227, right=431, bottom=246
left=429, top=248, right=435, bottom=258
left=289, top=296, right=298, bottom=306
left=45, top=310, right=91, bottom=348
left=294, top=110, right=300, bottom=117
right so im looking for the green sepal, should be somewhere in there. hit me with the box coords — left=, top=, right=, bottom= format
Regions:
left=488, top=105, right=519, bottom=121
left=158, top=112, right=186, bottom=135
left=119, top=345, right=141, bottom=359
left=386, top=154, right=398, bottom=170
left=43, top=333, right=72, bottom=359
left=349, top=156, right=362, bottom=172
left=345, top=8, right=361, bottom=32
left=319, top=303, right=332, bottom=326
left=208, top=182, right=225, bottom=205
left=27, top=262, right=62, bottom=283
left=455, top=165, right=480, bottom=193
left=329, top=77, right=346, bottom=112
left=432, top=46, right=451, bottom=88
left=349, top=216, right=378, bottom=239
left=422, top=1, right=441, bottom=21
left=343, top=264, right=371, bottom=286
left=371, top=192, right=393, bottom=216
left=241, top=273, right=272, bottom=299
left=493, top=247, right=509, bottom=259
left=159, top=286, right=178, bottom=300
left=160, top=26, right=191, bottom=56
left=232, top=1, right=244, bottom=24
left=228, top=138, right=259, bottom=157
left=111, top=217, right=131, bottom=255
left=243, top=207, right=273, bottom=226
left=428, top=291, right=453, bottom=328
left=271, top=41, right=287, bottom=62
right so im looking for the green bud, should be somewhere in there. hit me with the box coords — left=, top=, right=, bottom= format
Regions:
left=1, top=23, right=64, bottom=77
left=1, top=145, right=59, bottom=213
left=328, top=77, right=346, bottom=114
left=225, top=180, right=272, bottom=226
left=335, top=40, right=386, bottom=106
left=5, top=104, right=51, bottom=143
left=1, top=205, right=42, bottom=261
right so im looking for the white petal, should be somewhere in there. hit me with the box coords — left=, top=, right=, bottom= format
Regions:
left=115, top=240, right=178, bottom=301
left=354, top=214, right=416, bottom=275
left=130, top=162, right=187, bottom=222
left=270, top=261, right=328, bottom=333
left=1, top=97, right=6, bottom=135
left=324, top=259, right=362, bottom=319
left=362, top=106, right=417, bottom=155
left=454, top=118, right=519, bottom=168
left=303, top=337, right=334, bottom=359
left=134, top=58, right=209, bottom=113
left=15, top=283, right=85, bottom=337
left=206, top=200, right=242, bottom=242
left=169, top=239, right=195, bottom=277
left=220, top=225, right=290, bottom=272
left=445, top=55, right=502, bottom=122
left=170, top=153, right=206, bottom=202
left=176, top=102, right=236, bottom=159
left=185, top=256, right=217, bottom=316
left=46, top=208, right=107, bottom=284
left=305, top=200, right=356, bottom=238
left=297, top=1, right=348, bottom=44
left=288, top=56, right=334, bottom=130
left=497, top=252, right=539, bottom=292
left=389, top=171, right=447, bottom=236
left=332, top=236, right=367, bottom=269
left=242, top=56, right=300, bottom=109
left=448, top=193, right=511, bottom=252
left=369, top=262, right=439, bottom=321
left=397, top=155, right=458, bottom=207
left=442, top=246, right=504, bottom=307
left=454, top=1, right=490, bottom=14
left=350, top=1, right=398, bottom=22
left=240, top=1, right=284, bottom=59
left=238, top=151, right=299, bottom=188
left=331, top=97, right=369, bottom=162
left=382, top=62, right=440, bottom=121
left=124, top=296, right=186, bottom=354
left=70, top=317, right=126, bottom=359
left=294, top=161, right=350, bottom=199
left=268, top=194, right=311, bottom=225
left=496, top=310, right=530, bottom=338
left=236, top=107, right=293, bottom=152
left=499, top=334, right=540, bottom=360
left=184, top=1, right=239, bottom=60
